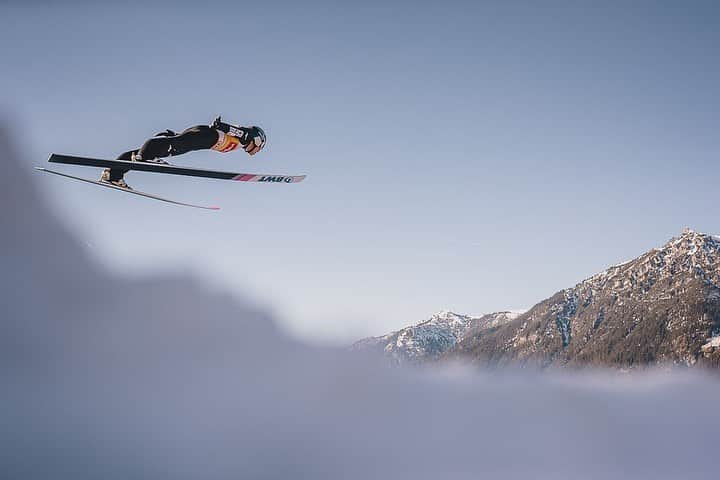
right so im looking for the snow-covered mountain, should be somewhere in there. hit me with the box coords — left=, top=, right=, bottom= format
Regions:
left=356, top=229, right=720, bottom=369
left=452, top=229, right=720, bottom=368
left=352, top=311, right=520, bottom=365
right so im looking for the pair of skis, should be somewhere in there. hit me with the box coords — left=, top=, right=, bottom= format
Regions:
left=37, top=154, right=306, bottom=210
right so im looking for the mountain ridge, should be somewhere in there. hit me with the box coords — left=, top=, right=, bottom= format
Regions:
left=352, top=310, right=522, bottom=365
left=356, top=229, right=720, bottom=369
left=452, top=228, right=720, bottom=368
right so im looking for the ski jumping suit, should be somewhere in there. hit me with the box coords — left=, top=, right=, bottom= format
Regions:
left=109, top=125, right=242, bottom=181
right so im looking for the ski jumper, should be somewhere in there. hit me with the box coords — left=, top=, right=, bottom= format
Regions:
left=109, top=125, right=240, bottom=181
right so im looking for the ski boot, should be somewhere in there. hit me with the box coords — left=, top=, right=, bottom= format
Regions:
left=100, top=169, right=132, bottom=190
left=132, top=151, right=169, bottom=165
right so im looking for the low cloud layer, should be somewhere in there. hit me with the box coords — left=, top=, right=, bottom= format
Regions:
left=2, top=125, right=719, bottom=479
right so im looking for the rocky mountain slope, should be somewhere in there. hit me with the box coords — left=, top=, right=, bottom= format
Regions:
left=352, top=311, right=520, bottom=365
left=450, top=229, right=720, bottom=369
left=356, top=229, right=720, bottom=369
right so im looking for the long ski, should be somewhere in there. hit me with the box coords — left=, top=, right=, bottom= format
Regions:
left=48, top=154, right=306, bottom=184
left=35, top=167, right=220, bottom=211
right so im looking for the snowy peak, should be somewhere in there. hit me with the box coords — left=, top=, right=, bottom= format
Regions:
left=352, top=311, right=519, bottom=366
left=655, top=228, right=720, bottom=267
left=423, top=310, right=475, bottom=330
left=581, top=228, right=720, bottom=295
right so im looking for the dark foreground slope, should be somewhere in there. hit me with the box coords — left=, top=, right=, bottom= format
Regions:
left=451, top=230, right=720, bottom=368
left=3, top=124, right=720, bottom=479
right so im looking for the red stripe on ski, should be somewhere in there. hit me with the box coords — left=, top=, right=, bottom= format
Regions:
left=233, top=174, right=257, bottom=181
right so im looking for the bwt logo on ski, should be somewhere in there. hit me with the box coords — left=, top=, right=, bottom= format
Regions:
left=259, top=175, right=293, bottom=183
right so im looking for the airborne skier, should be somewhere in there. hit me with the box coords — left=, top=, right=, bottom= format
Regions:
left=37, top=116, right=303, bottom=210
left=101, top=116, right=266, bottom=189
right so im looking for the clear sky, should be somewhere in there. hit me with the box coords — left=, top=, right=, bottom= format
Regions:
left=2, top=0, right=718, bottom=343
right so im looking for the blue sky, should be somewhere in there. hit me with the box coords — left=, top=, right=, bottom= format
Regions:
left=2, top=1, right=718, bottom=343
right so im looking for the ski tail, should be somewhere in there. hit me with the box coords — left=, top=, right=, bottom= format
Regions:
left=35, top=167, right=220, bottom=211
